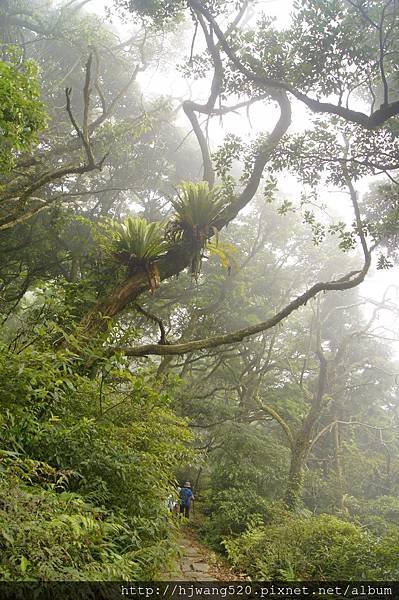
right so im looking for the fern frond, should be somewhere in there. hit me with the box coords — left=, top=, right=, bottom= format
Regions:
left=112, top=216, right=169, bottom=261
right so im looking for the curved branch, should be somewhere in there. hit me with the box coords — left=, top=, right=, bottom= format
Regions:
left=134, top=303, right=168, bottom=344
left=112, top=253, right=371, bottom=357
left=188, top=0, right=399, bottom=129
left=257, top=400, right=294, bottom=449
left=182, top=2, right=255, bottom=186
left=216, top=90, right=291, bottom=226
left=183, top=101, right=215, bottom=187
left=110, top=172, right=371, bottom=358
left=182, top=10, right=224, bottom=186
left=342, top=140, right=369, bottom=261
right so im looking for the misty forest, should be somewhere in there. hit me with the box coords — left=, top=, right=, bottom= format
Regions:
left=2, top=0, right=399, bottom=583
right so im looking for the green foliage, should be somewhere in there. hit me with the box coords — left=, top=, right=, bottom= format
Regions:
left=114, top=0, right=234, bottom=26
left=0, top=48, right=47, bottom=173
left=0, top=461, right=142, bottom=580
left=0, top=343, right=193, bottom=580
left=168, top=181, right=230, bottom=277
left=363, top=181, right=399, bottom=264
left=212, top=135, right=245, bottom=179
left=199, top=425, right=290, bottom=548
left=201, top=489, right=272, bottom=549
left=347, top=495, right=399, bottom=535
left=96, top=215, right=172, bottom=290
left=115, top=0, right=185, bottom=24
left=224, top=511, right=396, bottom=580
left=1, top=0, right=399, bottom=583
left=112, top=216, right=169, bottom=262
left=171, top=182, right=229, bottom=233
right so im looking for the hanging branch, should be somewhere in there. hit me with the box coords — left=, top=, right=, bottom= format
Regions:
left=112, top=264, right=370, bottom=357
left=134, top=304, right=168, bottom=345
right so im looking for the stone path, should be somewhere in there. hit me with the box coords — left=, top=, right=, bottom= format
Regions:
left=176, top=534, right=214, bottom=581
left=162, top=528, right=239, bottom=581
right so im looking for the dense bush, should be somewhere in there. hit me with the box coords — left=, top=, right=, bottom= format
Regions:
left=199, top=424, right=290, bottom=547
left=0, top=344, right=192, bottom=580
left=346, top=495, right=399, bottom=536
left=0, top=460, right=141, bottom=580
left=223, top=506, right=399, bottom=580
left=201, top=488, right=272, bottom=548
left=0, top=48, right=47, bottom=173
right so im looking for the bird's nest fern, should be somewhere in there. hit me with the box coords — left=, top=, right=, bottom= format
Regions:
left=166, top=181, right=230, bottom=278
left=112, top=216, right=169, bottom=292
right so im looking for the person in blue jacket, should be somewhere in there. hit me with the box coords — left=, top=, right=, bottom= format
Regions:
left=179, top=481, right=194, bottom=518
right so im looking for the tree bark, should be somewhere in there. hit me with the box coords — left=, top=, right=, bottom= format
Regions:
left=79, top=243, right=194, bottom=335
left=285, top=432, right=310, bottom=510
left=284, top=350, right=328, bottom=509
left=332, top=420, right=345, bottom=511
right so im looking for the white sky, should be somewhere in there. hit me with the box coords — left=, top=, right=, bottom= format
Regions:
left=83, top=0, right=399, bottom=355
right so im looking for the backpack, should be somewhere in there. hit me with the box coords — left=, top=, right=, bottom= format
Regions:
left=179, top=486, right=192, bottom=506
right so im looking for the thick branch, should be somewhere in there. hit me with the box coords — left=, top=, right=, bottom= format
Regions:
left=217, top=91, right=291, bottom=225
left=113, top=254, right=371, bottom=357
left=80, top=46, right=290, bottom=337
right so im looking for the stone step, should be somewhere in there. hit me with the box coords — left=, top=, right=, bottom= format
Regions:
left=192, top=562, right=210, bottom=573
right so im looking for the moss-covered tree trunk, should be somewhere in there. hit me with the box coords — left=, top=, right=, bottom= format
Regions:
left=284, top=414, right=318, bottom=509
left=332, top=419, right=345, bottom=511
left=285, top=435, right=310, bottom=509
left=284, top=350, right=328, bottom=510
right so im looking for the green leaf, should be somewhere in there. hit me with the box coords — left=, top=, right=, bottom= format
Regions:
left=20, top=556, right=29, bottom=574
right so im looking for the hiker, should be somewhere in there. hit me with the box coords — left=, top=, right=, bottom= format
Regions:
left=167, top=493, right=180, bottom=517
left=179, top=481, right=194, bottom=518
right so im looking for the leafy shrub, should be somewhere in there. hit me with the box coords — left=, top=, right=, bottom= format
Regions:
left=0, top=343, right=192, bottom=579
left=346, top=495, right=399, bottom=536
left=369, top=528, right=399, bottom=580
left=201, top=488, right=272, bottom=549
left=0, top=48, right=47, bottom=173
left=349, top=495, right=399, bottom=525
left=223, top=511, right=394, bottom=580
left=200, top=425, right=289, bottom=548
left=0, top=461, right=141, bottom=580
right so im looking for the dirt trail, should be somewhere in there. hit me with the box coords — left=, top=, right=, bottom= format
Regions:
left=162, top=527, right=239, bottom=581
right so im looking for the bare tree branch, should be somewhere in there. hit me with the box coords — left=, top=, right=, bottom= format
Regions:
left=0, top=54, right=108, bottom=230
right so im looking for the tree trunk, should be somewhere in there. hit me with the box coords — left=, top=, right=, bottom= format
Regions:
left=80, top=244, right=193, bottom=337
left=285, top=434, right=310, bottom=509
left=284, top=351, right=328, bottom=509
left=332, top=420, right=345, bottom=511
